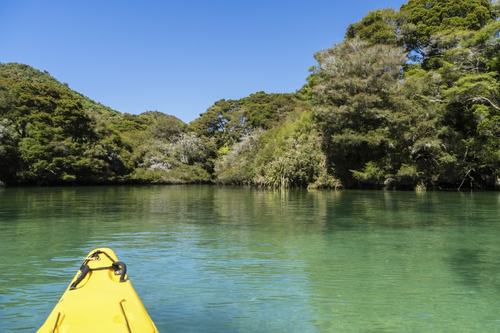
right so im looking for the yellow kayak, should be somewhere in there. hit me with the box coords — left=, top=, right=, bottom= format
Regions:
left=37, top=248, right=159, bottom=333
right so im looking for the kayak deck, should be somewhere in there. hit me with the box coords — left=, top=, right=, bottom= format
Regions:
left=37, top=248, right=158, bottom=333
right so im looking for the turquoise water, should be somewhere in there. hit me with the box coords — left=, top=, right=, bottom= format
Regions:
left=0, top=186, right=499, bottom=332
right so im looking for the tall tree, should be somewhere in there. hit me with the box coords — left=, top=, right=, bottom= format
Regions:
left=346, top=9, right=401, bottom=45
left=400, top=0, right=496, bottom=58
left=312, top=39, right=407, bottom=187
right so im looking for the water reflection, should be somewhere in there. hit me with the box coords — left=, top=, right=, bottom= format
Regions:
left=0, top=187, right=499, bottom=332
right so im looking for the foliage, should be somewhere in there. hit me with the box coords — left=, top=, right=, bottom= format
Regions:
left=215, top=110, right=338, bottom=189
left=189, top=92, right=298, bottom=148
left=1, top=0, right=499, bottom=190
left=127, top=123, right=215, bottom=184
left=252, top=112, right=324, bottom=188
left=0, top=63, right=132, bottom=184
left=346, top=9, right=401, bottom=45
left=131, top=164, right=211, bottom=184
left=400, top=0, right=496, bottom=54
left=312, top=39, right=407, bottom=187
left=0, top=119, right=19, bottom=181
left=0, top=63, right=219, bottom=185
left=307, top=0, right=499, bottom=190
left=214, top=131, right=262, bottom=185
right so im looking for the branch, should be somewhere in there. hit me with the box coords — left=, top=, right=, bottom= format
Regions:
left=469, top=96, right=500, bottom=111
left=458, top=169, right=475, bottom=192
left=416, top=94, right=445, bottom=103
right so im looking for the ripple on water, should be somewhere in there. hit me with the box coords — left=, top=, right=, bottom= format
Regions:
left=0, top=187, right=499, bottom=332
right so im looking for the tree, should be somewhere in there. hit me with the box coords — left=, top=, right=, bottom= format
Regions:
left=346, top=9, right=401, bottom=45
left=400, top=0, right=496, bottom=57
left=0, top=63, right=132, bottom=184
left=441, top=72, right=500, bottom=188
left=0, top=119, right=19, bottom=183
left=190, top=92, right=297, bottom=148
left=312, top=39, right=407, bottom=187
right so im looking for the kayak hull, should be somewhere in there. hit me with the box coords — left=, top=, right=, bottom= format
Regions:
left=37, top=248, right=158, bottom=333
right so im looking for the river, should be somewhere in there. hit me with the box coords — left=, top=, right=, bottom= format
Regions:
left=0, top=186, right=499, bottom=332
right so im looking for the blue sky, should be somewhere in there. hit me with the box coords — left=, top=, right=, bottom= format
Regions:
left=0, top=0, right=406, bottom=122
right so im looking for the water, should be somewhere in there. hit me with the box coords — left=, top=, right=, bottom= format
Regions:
left=0, top=186, right=499, bottom=332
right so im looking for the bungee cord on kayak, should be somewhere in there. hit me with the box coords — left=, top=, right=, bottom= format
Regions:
left=70, top=250, right=127, bottom=290
left=37, top=248, right=158, bottom=333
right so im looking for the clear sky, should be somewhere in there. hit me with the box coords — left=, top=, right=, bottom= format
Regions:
left=1, top=0, right=406, bottom=122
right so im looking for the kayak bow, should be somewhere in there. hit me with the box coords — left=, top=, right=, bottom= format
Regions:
left=37, top=248, right=158, bottom=333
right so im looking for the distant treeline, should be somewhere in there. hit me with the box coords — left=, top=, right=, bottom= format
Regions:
left=0, top=0, right=498, bottom=190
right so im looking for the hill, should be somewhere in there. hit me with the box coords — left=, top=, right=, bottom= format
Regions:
left=1, top=0, right=498, bottom=190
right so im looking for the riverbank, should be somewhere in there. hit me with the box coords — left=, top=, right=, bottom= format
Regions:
left=1, top=180, right=499, bottom=192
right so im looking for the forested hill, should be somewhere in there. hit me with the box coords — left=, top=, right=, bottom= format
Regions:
left=1, top=0, right=499, bottom=190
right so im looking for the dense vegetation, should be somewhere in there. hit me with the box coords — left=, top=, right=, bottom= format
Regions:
left=0, top=0, right=498, bottom=190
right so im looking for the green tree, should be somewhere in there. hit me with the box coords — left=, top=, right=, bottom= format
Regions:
left=0, top=63, right=132, bottom=185
left=0, top=119, right=19, bottom=182
left=346, top=9, right=401, bottom=45
left=312, top=39, right=407, bottom=187
left=190, top=92, right=298, bottom=148
left=400, top=0, right=496, bottom=56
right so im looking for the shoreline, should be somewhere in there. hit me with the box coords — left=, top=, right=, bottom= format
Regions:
left=1, top=182, right=498, bottom=192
